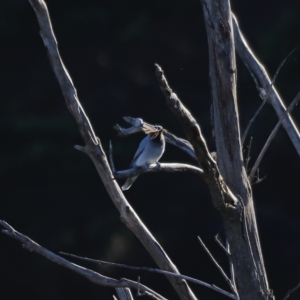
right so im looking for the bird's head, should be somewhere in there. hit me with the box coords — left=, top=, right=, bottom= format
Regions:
left=142, top=124, right=163, bottom=140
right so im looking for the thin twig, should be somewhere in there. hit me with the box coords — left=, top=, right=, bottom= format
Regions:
left=60, top=252, right=238, bottom=300
left=242, top=100, right=266, bottom=145
left=109, top=141, right=116, bottom=173
left=0, top=220, right=166, bottom=300
left=197, top=236, right=237, bottom=295
left=215, top=234, right=230, bottom=255
left=244, top=137, right=253, bottom=172
left=271, top=48, right=297, bottom=86
left=251, top=169, right=266, bottom=185
left=226, top=240, right=236, bottom=292
left=283, top=281, right=300, bottom=300
left=249, top=90, right=300, bottom=181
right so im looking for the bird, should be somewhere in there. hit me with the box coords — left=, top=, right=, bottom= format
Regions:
left=121, top=125, right=165, bottom=191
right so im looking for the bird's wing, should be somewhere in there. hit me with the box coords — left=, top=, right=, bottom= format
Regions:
left=130, top=135, right=150, bottom=167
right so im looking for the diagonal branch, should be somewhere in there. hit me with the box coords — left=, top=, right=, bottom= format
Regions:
left=0, top=221, right=166, bottom=300
left=233, top=14, right=300, bottom=156
left=249, top=90, right=300, bottom=181
left=26, top=1, right=197, bottom=299
left=283, top=281, right=300, bottom=300
left=242, top=48, right=296, bottom=145
left=60, top=252, right=238, bottom=299
left=197, top=236, right=238, bottom=296
left=155, top=64, right=215, bottom=174
left=155, top=64, right=238, bottom=210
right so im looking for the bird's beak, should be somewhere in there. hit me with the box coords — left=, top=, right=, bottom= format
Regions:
left=142, top=123, right=159, bottom=135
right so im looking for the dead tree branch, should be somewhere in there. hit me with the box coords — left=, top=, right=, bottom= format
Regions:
left=283, top=281, right=300, bottom=300
left=0, top=221, right=166, bottom=300
left=233, top=14, right=300, bottom=156
left=61, top=252, right=238, bottom=299
left=26, top=1, right=197, bottom=299
left=201, top=1, right=273, bottom=299
left=249, top=90, right=300, bottom=181
left=242, top=48, right=296, bottom=145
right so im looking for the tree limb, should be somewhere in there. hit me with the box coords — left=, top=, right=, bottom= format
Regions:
left=249, top=90, right=300, bottom=181
left=0, top=221, right=166, bottom=300
left=201, top=1, right=272, bottom=299
left=197, top=236, right=237, bottom=296
left=61, top=252, right=238, bottom=299
left=233, top=14, right=300, bottom=156
left=27, top=1, right=197, bottom=299
left=113, top=162, right=204, bottom=178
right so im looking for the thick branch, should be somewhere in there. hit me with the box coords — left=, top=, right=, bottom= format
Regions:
left=0, top=221, right=166, bottom=300
left=27, top=1, right=197, bottom=299
left=201, top=1, right=272, bottom=299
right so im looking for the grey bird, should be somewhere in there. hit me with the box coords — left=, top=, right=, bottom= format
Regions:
left=121, top=125, right=165, bottom=191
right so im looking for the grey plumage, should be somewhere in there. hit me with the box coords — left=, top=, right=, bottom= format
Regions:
left=122, top=127, right=165, bottom=191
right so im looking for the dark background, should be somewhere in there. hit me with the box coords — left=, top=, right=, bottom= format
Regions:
left=1, top=0, right=300, bottom=299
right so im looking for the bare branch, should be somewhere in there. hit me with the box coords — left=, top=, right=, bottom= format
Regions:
left=155, top=63, right=239, bottom=210
left=61, top=252, right=238, bottom=299
left=242, top=100, right=266, bottom=145
left=155, top=64, right=215, bottom=173
left=27, top=1, right=197, bottom=299
left=242, top=48, right=296, bottom=145
left=0, top=221, right=166, bottom=300
left=249, top=90, right=300, bottom=181
left=202, top=3, right=272, bottom=299
left=271, top=48, right=297, bottom=86
left=197, top=236, right=237, bottom=296
left=226, top=240, right=236, bottom=291
left=283, top=281, right=300, bottom=300
left=109, top=141, right=117, bottom=174
left=215, top=234, right=230, bottom=255
left=244, top=137, right=253, bottom=172
left=233, top=14, right=300, bottom=156
left=113, top=162, right=204, bottom=179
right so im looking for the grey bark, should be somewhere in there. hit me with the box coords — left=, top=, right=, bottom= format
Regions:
left=201, top=1, right=273, bottom=299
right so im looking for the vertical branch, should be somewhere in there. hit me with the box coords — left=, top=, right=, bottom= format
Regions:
left=202, top=0, right=244, bottom=192
left=201, top=1, right=273, bottom=299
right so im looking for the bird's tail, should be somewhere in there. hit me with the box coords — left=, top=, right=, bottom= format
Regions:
left=121, top=176, right=138, bottom=191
